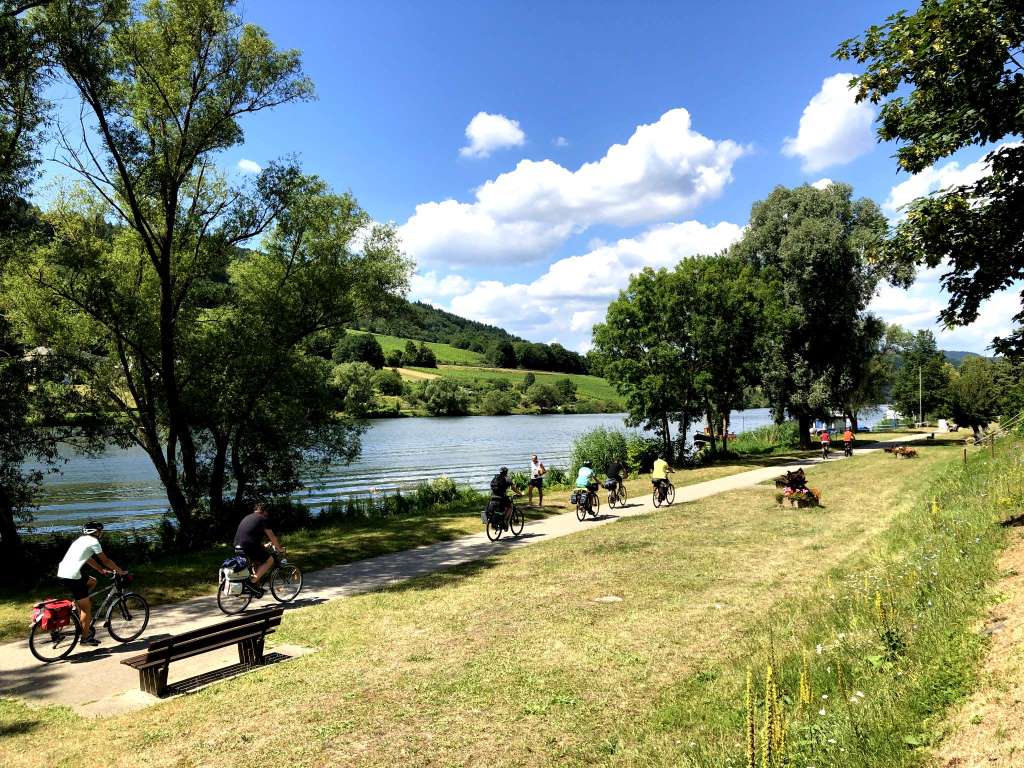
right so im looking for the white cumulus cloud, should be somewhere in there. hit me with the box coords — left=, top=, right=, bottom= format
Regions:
left=782, top=74, right=876, bottom=172
left=459, top=112, right=526, bottom=159
left=410, top=219, right=744, bottom=350
left=237, top=158, right=262, bottom=174
left=553, top=136, right=569, bottom=147
left=811, top=178, right=834, bottom=190
left=402, top=108, right=747, bottom=266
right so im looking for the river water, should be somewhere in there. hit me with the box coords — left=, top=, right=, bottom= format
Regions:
left=26, top=407, right=887, bottom=534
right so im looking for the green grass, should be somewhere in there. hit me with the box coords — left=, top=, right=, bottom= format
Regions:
left=3, top=436, right=1011, bottom=767
left=347, top=329, right=487, bottom=365
left=414, top=364, right=624, bottom=406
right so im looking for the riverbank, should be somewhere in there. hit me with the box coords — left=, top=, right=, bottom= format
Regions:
left=1, top=433, right=1002, bottom=766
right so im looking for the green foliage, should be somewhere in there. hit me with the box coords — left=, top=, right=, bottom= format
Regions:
left=555, top=377, right=578, bottom=402
left=414, top=476, right=459, bottom=508
left=837, top=0, right=1024, bottom=355
left=333, top=333, right=385, bottom=368
left=489, top=340, right=517, bottom=368
left=732, top=183, right=888, bottom=446
left=727, top=422, right=800, bottom=455
left=479, top=389, right=517, bottom=415
left=569, top=426, right=629, bottom=478
left=373, top=368, right=404, bottom=396
left=331, top=362, right=378, bottom=418
left=521, top=372, right=536, bottom=391
left=421, top=379, right=470, bottom=416
left=891, top=330, right=951, bottom=421
left=525, top=382, right=565, bottom=409
left=948, top=356, right=1001, bottom=434
left=625, top=433, right=662, bottom=474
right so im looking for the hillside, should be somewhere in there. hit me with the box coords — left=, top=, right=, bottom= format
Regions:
left=353, top=300, right=521, bottom=352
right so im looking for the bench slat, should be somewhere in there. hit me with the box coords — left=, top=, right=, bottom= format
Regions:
left=123, top=626, right=277, bottom=669
left=144, top=607, right=282, bottom=651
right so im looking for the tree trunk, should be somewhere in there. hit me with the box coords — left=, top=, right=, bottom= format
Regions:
left=0, top=487, right=23, bottom=566
left=798, top=412, right=812, bottom=450
left=209, top=431, right=230, bottom=525
left=661, top=413, right=673, bottom=463
left=845, top=410, right=860, bottom=434
left=722, top=413, right=729, bottom=452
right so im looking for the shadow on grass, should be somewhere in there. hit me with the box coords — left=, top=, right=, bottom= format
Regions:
left=0, top=717, right=40, bottom=737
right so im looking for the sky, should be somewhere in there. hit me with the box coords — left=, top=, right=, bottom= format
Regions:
left=38, top=0, right=1020, bottom=354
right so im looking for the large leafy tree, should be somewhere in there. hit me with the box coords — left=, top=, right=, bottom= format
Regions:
left=3, top=1, right=409, bottom=545
left=837, top=0, right=1024, bottom=356
left=592, top=267, right=701, bottom=460
left=834, top=315, right=888, bottom=432
left=732, top=183, right=888, bottom=447
left=948, top=356, right=1001, bottom=436
left=890, top=330, right=952, bottom=423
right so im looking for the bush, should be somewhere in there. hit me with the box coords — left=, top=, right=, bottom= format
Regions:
left=422, top=378, right=470, bottom=416
left=263, top=498, right=314, bottom=533
left=569, top=426, right=630, bottom=477
left=555, top=377, right=577, bottom=402
left=331, top=362, right=377, bottom=417
left=519, top=372, right=536, bottom=392
left=525, top=382, right=565, bottom=409
left=374, top=368, right=405, bottom=396
left=414, top=476, right=459, bottom=507
left=333, top=333, right=385, bottom=368
left=728, top=421, right=799, bottom=455
left=626, top=433, right=662, bottom=473
left=543, top=466, right=570, bottom=486
left=480, top=389, right=517, bottom=415
left=385, top=349, right=403, bottom=368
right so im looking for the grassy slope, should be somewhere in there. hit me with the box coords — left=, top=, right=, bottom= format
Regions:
left=4, top=438, right=1005, bottom=768
left=347, top=329, right=487, bottom=366
left=414, top=364, right=623, bottom=404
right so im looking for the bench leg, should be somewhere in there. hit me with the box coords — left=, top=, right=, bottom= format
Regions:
left=237, top=636, right=266, bottom=666
left=139, top=664, right=169, bottom=697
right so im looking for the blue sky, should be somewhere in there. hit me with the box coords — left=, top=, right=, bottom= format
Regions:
left=39, top=0, right=1019, bottom=353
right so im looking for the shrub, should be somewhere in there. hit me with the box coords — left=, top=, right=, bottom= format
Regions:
left=543, top=466, right=570, bottom=486
left=422, top=379, right=470, bottom=415
left=555, top=377, right=577, bottom=402
left=626, top=433, right=662, bottom=473
left=263, top=498, right=314, bottom=533
left=519, top=372, right=536, bottom=392
left=525, top=382, right=564, bottom=409
left=333, top=333, right=385, bottom=368
left=414, top=476, right=459, bottom=507
left=331, top=361, right=377, bottom=417
left=728, top=421, right=799, bottom=455
left=569, top=426, right=630, bottom=477
left=374, top=368, right=405, bottom=396
left=385, top=349, right=403, bottom=368
left=480, top=389, right=517, bottom=415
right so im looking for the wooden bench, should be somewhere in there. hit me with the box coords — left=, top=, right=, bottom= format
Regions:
left=121, top=606, right=284, bottom=697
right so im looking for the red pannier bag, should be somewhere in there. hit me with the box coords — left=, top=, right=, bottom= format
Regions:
left=32, top=599, right=75, bottom=631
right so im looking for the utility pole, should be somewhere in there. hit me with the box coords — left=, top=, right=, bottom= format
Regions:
left=918, top=366, right=922, bottom=426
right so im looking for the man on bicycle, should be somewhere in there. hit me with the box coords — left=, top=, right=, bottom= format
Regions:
left=56, top=521, right=126, bottom=646
left=820, top=429, right=831, bottom=455
left=233, top=503, right=285, bottom=599
left=651, top=456, right=673, bottom=502
left=575, top=461, right=599, bottom=512
left=843, top=427, right=854, bottom=454
left=489, top=467, right=515, bottom=527
left=604, top=460, right=625, bottom=493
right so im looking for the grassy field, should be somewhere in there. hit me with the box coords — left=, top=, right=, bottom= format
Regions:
left=347, top=329, right=487, bottom=366
left=3, top=436, right=1010, bottom=767
left=413, top=364, right=624, bottom=405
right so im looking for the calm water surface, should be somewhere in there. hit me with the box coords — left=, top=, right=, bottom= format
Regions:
left=27, top=407, right=885, bottom=533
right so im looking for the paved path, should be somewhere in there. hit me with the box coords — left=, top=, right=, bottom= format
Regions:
left=0, top=435, right=924, bottom=716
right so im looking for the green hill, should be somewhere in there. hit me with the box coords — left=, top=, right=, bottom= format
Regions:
left=347, top=330, right=486, bottom=366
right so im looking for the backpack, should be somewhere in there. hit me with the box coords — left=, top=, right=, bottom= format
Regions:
left=32, top=599, right=75, bottom=632
left=490, top=474, right=506, bottom=496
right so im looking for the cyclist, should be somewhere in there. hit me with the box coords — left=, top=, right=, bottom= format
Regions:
left=489, top=466, right=514, bottom=527
left=56, top=521, right=126, bottom=646
left=843, top=427, right=854, bottom=455
left=575, top=461, right=599, bottom=513
left=820, top=428, right=831, bottom=456
left=233, top=503, right=285, bottom=599
left=651, top=455, right=673, bottom=502
left=604, top=459, right=625, bottom=495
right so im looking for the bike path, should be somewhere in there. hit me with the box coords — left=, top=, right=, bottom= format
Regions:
left=0, top=436, right=925, bottom=716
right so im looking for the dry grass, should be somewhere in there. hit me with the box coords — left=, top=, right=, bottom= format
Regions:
left=0, top=443, right=962, bottom=768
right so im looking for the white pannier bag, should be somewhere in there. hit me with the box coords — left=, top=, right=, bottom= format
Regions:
left=220, top=566, right=248, bottom=595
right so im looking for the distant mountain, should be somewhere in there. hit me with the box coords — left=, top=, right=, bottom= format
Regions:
left=942, top=350, right=989, bottom=366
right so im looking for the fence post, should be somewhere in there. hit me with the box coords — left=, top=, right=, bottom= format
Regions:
left=963, top=447, right=967, bottom=465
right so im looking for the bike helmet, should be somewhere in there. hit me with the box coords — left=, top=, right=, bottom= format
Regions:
left=83, top=521, right=104, bottom=535
left=583, top=460, right=593, bottom=468
left=499, top=466, right=509, bottom=475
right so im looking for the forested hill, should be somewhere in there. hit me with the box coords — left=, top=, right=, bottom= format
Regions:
left=353, top=300, right=521, bottom=349
left=352, top=300, right=589, bottom=373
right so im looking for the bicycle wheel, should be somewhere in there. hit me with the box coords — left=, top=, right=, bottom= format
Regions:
left=29, top=611, right=81, bottom=663
left=486, top=513, right=504, bottom=541
left=589, top=492, right=600, bottom=517
left=575, top=498, right=587, bottom=521
left=664, top=483, right=676, bottom=506
left=106, top=593, right=150, bottom=643
left=217, top=578, right=252, bottom=615
left=652, top=487, right=662, bottom=508
left=270, top=564, right=303, bottom=603
left=618, top=485, right=627, bottom=506
left=509, top=505, right=524, bottom=536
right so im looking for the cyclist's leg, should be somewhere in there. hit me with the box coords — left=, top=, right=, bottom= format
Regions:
left=69, top=575, right=95, bottom=636
left=251, top=554, right=274, bottom=584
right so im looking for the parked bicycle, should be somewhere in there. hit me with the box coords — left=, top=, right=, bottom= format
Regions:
left=485, top=494, right=525, bottom=541
left=604, top=478, right=627, bottom=509
left=29, top=573, right=149, bottom=663
left=652, top=479, right=675, bottom=508
left=217, top=546, right=303, bottom=615
left=573, top=485, right=601, bottom=521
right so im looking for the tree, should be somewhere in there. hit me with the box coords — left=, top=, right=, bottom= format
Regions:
left=732, top=183, right=888, bottom=448
left=385, top=349, right=403, bottom=368
left=520, top=372, right=536, bottom=392
left=489, top=340, right=516, bottom=368
left=890, top=330, right=951, bottom=423
left=949, top=356, right=1000, bottom=436
left=4, top=1, right=410, bottom=544
left=404, top=339, right=420, bottom=366
left=422, top=379, right=469, bottom=416
left=333, top=334, right=385, bottom=368
left=480, top=389, right=516, bottom=416
left=554, top=377, right=577, bottom=403
left=834, top=315, right=888, bottom=432
left=837, top=0, right=1024, bottom=356
left=416, top=342, right=437, bottom=368
left=331, top=362, right=377, bottom=418
left=374, top=367, right=404, bottom=396
left=592, top=268, right=701, bottom=460
left=525, top=382, right=565, bottom=409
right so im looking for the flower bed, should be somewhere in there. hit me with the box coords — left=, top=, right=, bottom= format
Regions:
left=775, top=486, right=822, bottom=508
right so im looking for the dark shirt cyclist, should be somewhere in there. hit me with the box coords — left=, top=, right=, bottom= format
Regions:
left=233, top=503, right=284, bottom=598
left=604, top=461, right=625, bottom=493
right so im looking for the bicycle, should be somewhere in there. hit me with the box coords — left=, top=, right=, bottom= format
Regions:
left=843, top=440, right=853, bottom=457
left=217, top=546, right=303, bottom=615
left=485, top=494, right=525, bottom=541
left=573, top=485, right=601, bottom=521
left=821, top=441, right=831, bottom=459
left=28, top=573, right=150, bottom=663
left=652, top=478, right=675, bottom=507
left=605, top=478, right=627, bottom=509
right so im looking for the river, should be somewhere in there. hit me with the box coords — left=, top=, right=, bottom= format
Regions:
left=25, top=407, right=887, bottom=534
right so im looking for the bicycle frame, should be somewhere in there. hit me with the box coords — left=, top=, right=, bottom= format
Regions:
left=83, top=576, right=127, bottom=622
